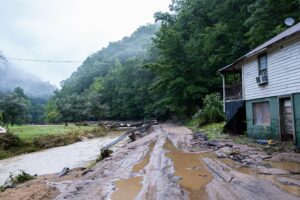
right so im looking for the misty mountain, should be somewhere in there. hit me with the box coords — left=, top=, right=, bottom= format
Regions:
left=0, top=56, right=56, bottom=98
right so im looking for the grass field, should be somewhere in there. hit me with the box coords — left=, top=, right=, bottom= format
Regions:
left=9, top=125, right=99, bottom=141
left=0, top=124, right=109, bottom=160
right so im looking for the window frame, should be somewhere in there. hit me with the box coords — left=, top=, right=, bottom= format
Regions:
left=258, top=53, right=268, bottom=76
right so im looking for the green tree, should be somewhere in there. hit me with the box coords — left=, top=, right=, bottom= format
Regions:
left=45, top=98, right=62, bottom=123
left=0, top=87, right=30, bottom=126
left=151, top=0, right=300, bottom=117
left=245, top=0, right=300, bottom=48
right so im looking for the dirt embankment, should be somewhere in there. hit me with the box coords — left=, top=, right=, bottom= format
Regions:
left=1, top=124, right=299, bottom=200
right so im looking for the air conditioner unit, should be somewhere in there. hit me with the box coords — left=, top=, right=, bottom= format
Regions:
left=256, top=75, right=268, bottom=85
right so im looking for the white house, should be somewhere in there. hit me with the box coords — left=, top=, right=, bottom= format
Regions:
left=219, top=22, right=300, bottom=147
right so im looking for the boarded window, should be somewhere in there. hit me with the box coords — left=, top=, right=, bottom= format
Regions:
left=258, top=54, right=268, bottom=76
left=253, top=102, right=271, bottom=125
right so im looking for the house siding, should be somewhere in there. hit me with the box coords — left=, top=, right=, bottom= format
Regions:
left=246, top=97, right=279, bottom=140
left=243, top=39, right=300, bottom=100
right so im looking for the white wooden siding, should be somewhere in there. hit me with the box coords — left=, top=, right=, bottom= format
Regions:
left=243, top=38, right=300, bottom=100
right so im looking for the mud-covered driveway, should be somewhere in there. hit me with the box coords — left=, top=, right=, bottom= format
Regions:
left=1, top=124, right=299, bottom=200
left=55, top=124, right=300, bottom=200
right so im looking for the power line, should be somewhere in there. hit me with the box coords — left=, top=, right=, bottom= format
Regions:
left=6, top=57, right=83, bottom=63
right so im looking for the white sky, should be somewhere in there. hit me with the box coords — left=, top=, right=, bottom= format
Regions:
left=0, top=0, right=171, bottom=87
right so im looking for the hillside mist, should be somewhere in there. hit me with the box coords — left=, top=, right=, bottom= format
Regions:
left=0, top=55, right=56, bottom=98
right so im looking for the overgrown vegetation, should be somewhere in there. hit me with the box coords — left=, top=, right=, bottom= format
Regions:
left=0, top=125, right=109, bottom=160
left=188, top=121, right=227, bottom=140
left=192, top=93, right=224, bottom=126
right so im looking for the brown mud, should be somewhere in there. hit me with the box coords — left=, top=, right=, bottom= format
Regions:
left=1, top=124, right=299, bottom=200
left=112, top=142, right=155, bottom=200
left=111, top=176, right=143, bottom=200
left=132, top=141, right=155, bottom=173
left=164, top=140, right=213, bottom=199
left=219, top=154, right=300, bottom=197
left=0, top=168, right=83, bottom=200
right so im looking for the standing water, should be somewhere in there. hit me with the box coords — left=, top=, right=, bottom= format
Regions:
left=0, top=135, right=126, bottom=185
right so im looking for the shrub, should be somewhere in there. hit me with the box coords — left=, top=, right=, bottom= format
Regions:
left=7, top=170, right=34, bottom=185
left=194, top=93, right=224, bottom=125
left=0, top=132, right=23, bottom=150
left=1, top=170, right=34, bottom=191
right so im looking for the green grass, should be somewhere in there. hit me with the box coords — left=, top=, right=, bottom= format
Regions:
left=188, top=121, right=228, bottom=140
left=8, top=125, right=96, bottom=141
left=187, top=119, right=256, bottom=142
left=0, top=124, right=109, bottom=160
left=197, top=122, right=228, bottom=140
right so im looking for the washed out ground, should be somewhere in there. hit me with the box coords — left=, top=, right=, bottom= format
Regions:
left=0, top=124, right=299, bottom=200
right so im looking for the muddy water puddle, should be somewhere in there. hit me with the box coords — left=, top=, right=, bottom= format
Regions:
left=111, top=141, right=155, bottom=200
left=111, top=176, right=143, bottom=200
left=132, top=141, right=155, bottom=173
left=268, top=160, right=300, bottom=173
left=219, top=158, right=300, bottom=197
left=164, top=140, right=213, bottom=200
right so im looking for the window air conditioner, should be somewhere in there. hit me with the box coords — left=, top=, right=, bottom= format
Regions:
left=256, top=75, right=268, bottom=85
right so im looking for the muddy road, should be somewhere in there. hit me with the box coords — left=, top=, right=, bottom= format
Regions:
left=1, top=124, right=299, bottom=200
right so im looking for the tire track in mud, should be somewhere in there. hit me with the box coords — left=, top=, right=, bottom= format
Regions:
left=112, top=126, right=187, bottom=200
left=112, top=125, right=215, bottom=200
left=164, top=139, right=213, bottom=200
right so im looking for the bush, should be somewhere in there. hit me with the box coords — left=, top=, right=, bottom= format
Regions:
left=1, top=170, right=34, bottom=191
left=0, top=132, right=23, bottom=150
left=193, top=93, right=224, bottom=125
left=7, top=170, right=34, bottom=185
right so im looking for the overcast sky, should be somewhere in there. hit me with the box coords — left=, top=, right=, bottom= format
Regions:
left=0, top=0, right=171, bottom=87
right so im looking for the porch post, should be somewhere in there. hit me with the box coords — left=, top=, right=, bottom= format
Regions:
left=221, top=73, right=226, bottom=113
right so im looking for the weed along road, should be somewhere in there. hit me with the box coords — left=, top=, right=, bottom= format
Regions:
left=2, top=124, right=299, bottom=200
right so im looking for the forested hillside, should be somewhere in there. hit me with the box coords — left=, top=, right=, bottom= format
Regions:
left=47, top=0, right=300, bottom=122
left=151, top=0, right=300, bottom=116
left=46, top=24, right=163, bottom=122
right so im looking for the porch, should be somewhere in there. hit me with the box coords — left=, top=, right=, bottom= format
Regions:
left=219, top=64, right=243, bottom=101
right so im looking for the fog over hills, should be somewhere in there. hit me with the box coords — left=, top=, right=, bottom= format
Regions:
left=0, top=55, right=56, bottom=98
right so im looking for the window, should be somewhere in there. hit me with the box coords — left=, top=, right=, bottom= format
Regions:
left=253, top=102, right=271, bottom=125
left=258, top=54, right=268, bottom=76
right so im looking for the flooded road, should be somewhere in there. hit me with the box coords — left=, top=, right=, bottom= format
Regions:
left=1, top=124, right=299, bottom=200
left=0, top=134, right=125, bottom=185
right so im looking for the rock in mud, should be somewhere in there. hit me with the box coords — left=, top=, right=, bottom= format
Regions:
left=193, top=132, right=208, bottom=141
left=215, top=146, right=240, bottom=158
left=58, top=167, right=70, bottom=177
